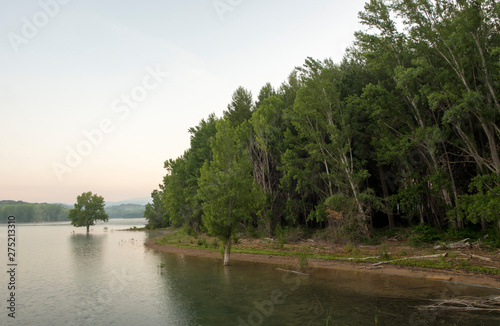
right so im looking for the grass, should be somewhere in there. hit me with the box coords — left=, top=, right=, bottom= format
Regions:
left=393, top=258, right=500, bottom=275
left=157, top=232, right=352, bottom=260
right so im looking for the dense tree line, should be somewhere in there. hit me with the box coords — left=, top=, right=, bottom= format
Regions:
left=1, top=200, right=144, bottom=223
left=146, top=0, right=500, bottom=247
left=105, top=204, right=145, bottom=219
left=0, top=201, right=69, bottom=223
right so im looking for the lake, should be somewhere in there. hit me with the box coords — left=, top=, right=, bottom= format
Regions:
left=1, top=218, right=499, bottom=325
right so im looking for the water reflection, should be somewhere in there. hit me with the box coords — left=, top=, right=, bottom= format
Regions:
left=152, top=252, right=500, bottom=326
left=3, top=220, right=499, bottom=326
left=69, top=233, right=106, bottom=260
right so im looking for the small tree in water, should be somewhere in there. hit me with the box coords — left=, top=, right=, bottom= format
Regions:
left=68, top=191, right=109, bottom=233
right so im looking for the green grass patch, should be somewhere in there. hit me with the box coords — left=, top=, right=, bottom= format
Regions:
left=392, top=258, right=500, bottom=275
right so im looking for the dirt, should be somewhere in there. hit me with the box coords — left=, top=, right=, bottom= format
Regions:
left=144, top=235, right=500, bottom=289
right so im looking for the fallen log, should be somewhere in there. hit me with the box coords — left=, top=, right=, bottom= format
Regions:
left=434, top=238, right=470, bottom=250
left=346, top=256, right=380, bottom=261
left=457, top=252, right=493, bottom=262
left=371, top=253, right=447, bottom=266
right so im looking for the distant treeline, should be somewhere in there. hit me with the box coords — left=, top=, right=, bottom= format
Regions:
left=142, top=0, right=500, bottom=242
left=0, top=201, right=69, bottom=223
left=0, top=201, right=145, bottom=223
left=105, top=204, right=145, bottom=219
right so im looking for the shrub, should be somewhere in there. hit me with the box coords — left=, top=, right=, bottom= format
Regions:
left=297, top=254, right=308, bottom=271
left=284, top=227, right=304, bottom=242
left=409, top=225, right=440, bottom=246
left=484, top=228, right=500, bottom=249
left=274, top=225, right=287, bottom=247
left=246, top=224, right=259, bottom=238
left=379, top=243, right=391, bottom=260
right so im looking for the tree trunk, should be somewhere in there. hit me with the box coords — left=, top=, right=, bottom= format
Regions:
left=378, top=166, right=395, bottom=229
left=481, top=218, right=487, bottom=232
left=86, top=225, right=90, bottom=233
left=223, top=238, right=231, bottom=266
left=480, top=119, right=500, bottom=174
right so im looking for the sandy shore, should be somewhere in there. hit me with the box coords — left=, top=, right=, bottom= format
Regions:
left=145, top=238, right=500, bottom=289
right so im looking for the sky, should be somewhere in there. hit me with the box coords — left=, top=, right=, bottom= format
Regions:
left=0, top=0, right=368, bottom=205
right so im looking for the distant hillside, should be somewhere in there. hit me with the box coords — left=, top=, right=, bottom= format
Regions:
left=0, top=200, right=145, bottom=223
left=0, top=200, right=69, bottom=223
left=105, top=204, right=145, bottom=219
left=106, top=197, right=151, bottom=207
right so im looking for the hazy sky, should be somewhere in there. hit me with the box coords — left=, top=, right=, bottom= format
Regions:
left=1, top=0, right=367, bottom=204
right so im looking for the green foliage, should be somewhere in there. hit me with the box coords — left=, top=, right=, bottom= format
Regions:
left=249, top=94, right=287, bottom=234
left=197, top=238, right=207, bottom=247
left=273, top=225, right=287, bottom=248
left=198, top=118, right=263, bottom=263
left=283, top=227, right=305, bottom=243
left=68, top=191, right=109, bottom=232
left=223, top=86, right=254, bottom=126
left=144, top=190, right=168, bottom=229
left=379, top=243, right=391, bottom=260
left=106, top=204, right=144, bottom=219
left=450, top=174, right=500, bottom=226
left=161, top=114, right=218, bottom=233
left=398, top=250, right=408, bottom=256
left=0, top=201, right=69, bottom=223
left=246, top=224, right=259, bottom=238
left=483, top=228, right=500, bottom=249
left=443, top=226, right=481, bottom=242
left=409, top=225, right=440, bottom=247
left=297, top=254, right=308, bottom=271
left=145, top=0, right=500, bottom=246
left=343, top=244, right=362, bottom=256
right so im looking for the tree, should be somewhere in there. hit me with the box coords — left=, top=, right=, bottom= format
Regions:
left=144, top=189, right=169, bottom=229
left=283, top=58, right=373, bottom=235
left=198, top=119, right=262, bottom=265
left=450, top=173, right=500, bottom=231
left=223, top=86, right=254, bottom=126
left=249, top=95, right=286, bottom=234
left=68, top=191, right=109, bottom=233
left=161, top=114, right=218, bottom=233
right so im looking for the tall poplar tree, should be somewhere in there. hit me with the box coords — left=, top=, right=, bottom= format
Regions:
left=198, top=119, right=262, bottom=265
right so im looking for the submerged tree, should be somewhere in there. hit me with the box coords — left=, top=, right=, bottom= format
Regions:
left=198, top=119, right=262, bottom=265
left=68, top=191, right=109, bottom=233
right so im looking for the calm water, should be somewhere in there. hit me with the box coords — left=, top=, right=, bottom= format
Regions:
left=1, top=219, right=499, bottom=325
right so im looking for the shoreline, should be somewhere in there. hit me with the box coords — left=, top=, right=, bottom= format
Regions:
left=144, top=237, right=500, bottom=289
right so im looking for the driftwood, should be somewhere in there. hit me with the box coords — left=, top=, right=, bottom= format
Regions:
left=457, top=252, right=493, bottom=262
left=371, top=253, right=447, bottom=266
left=346, top=256, right=380, bottom=261
left=417, top=295, right=500, bottom=312
left=275, top=268, right=309, bottom=276
left=434, top=238, right=471, bottom=250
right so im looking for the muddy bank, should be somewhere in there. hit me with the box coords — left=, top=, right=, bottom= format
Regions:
left=145, top=238, right=500, bottom=289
